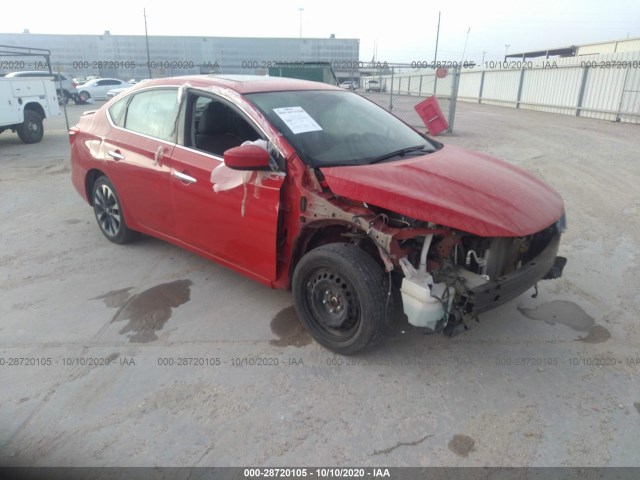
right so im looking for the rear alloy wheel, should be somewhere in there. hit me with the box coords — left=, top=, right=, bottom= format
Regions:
left=92, top=176, right=138, bottom=244
left=293, top=243, right=391, bottom=354
left=16, top=110, right=44, bottom=144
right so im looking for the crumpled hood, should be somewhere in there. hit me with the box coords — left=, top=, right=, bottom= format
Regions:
left=320, top=145, right=564, bottom=237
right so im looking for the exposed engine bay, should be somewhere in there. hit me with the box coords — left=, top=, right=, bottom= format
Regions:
left=381, top=209, right=567, bottom=333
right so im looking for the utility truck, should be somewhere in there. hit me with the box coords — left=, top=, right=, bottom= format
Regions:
left=0, top=44, right=61, bottom=143
left=0, top=76, right=60, bottom=143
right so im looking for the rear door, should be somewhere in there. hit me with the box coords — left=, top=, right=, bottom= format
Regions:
left=104, top=87, right=179, bottom=237
left=94, top=79, right=122, bottom=98
left=169, top=92, right=284, bottom=283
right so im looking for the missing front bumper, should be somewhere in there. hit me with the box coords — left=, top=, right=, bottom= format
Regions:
left=465, top=233, right=565, bottom=315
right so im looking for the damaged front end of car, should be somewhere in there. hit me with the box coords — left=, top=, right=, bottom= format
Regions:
left=394, top=213, right=568, bottom=334
left=307, top=144, right=570, bottom=335
left=302, top=189, right=567, bottom=335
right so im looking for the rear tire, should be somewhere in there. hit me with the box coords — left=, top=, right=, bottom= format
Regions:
left=16, top=110, right=44, bottom=144
left=293, top=243, right=391, bottom=354
left=91, top=176, right=138, bottom=244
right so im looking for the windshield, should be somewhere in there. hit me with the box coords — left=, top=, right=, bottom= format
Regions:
left=246, top=90, right=438, bottom=167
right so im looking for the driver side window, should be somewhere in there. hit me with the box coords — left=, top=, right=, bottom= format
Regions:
left=188, top=95, right=261, bottom=157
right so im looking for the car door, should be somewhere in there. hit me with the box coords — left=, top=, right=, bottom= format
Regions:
left=94, top=79, right=118, bottom=98
left=92, top=80, right=108, bottom=98
left=104, top=87, right=179, bottom=237
left=169, top=93, right=284, bottom=283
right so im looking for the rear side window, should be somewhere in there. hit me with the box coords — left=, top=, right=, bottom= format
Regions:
left=124, top=89, right=179, bottom=142
left=108, top=97, right=128, bottom=127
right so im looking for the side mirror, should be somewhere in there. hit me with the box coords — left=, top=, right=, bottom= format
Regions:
left=223, top=145, right=271, bottom=171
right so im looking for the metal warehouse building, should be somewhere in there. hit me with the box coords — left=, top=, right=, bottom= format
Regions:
left=0, top=32, right=360, bottom=80
left=505, top=36, right=640, bottom=60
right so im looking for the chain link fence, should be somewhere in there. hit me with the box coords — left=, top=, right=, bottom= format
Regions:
left=347, top=63, right=460, bottom=133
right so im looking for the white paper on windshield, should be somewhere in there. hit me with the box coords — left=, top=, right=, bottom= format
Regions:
left=273, top=106, right=322, bottom=134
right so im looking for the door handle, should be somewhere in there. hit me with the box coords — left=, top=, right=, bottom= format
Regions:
left=108, top=150, right=125, bottom=161
left=172, top=170, right=197, bottom=184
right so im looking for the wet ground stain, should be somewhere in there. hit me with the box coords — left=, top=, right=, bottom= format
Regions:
left=518, top=300, right=595, bottom=330
left=92, top=288, right=133, bottom=309
left=518, top=300, right=610, bottom=343
left=634, top=402, right=640, bottom=414
left=270, top=305, right=312, bottom=347
left=93, top=280, right=192, bottom=343
left=577, top=325, right=611, bottom=344
left=448, top=434, right=475, bottom=457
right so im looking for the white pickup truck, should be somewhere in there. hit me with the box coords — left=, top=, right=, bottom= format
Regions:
left=0, top=76, right=60, bottom=143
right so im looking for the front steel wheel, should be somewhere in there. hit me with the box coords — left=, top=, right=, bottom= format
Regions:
left=293, top=243, right=391, bottom=354
left=92, top=176, right=138, bottom=244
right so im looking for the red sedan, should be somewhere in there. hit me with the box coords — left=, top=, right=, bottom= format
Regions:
left=70, top=75, right=567, bottom=354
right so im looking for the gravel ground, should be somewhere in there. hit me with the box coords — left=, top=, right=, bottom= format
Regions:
left=0, top=96, right=639, bottom=468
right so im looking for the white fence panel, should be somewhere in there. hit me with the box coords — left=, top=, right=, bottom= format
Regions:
left=457, top=51, right=640, bottom=123
left=479, top=70, right=520, bottom=106
left=580, top=66, right=628, bottom=121
left=519, top=66, right=582, bottom=115
left=618, top=66, right=640, bottom=122
left=458, top=70, right=482, bottom=101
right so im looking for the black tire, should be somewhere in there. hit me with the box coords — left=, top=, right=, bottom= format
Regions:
left=292, top=243, right=391, bottom=354
left=16, top=110, right=44, bottom=144
left=78, top=90, right=90, bottom=103
left=91, top=176, right=138, bottom=244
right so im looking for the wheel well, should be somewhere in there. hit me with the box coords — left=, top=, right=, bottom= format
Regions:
left=85, top=169, right=106, bottom=205
left=23, top=102, right=46, bottom=119
left=289, top=222, right=382, bottom=288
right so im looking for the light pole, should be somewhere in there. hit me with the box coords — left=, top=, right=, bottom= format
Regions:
left=461, top=27, right=471, bottom=64
left=144, top=8, right=152, bottom=78
left=433, top=11, right=441, bottom=94
left=504, top=44, right=510, bottom=60
left=299, top=8, right=304, bottom=38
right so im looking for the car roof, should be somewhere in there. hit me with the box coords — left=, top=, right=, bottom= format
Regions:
left=138, top=74, right=342, bottom=94
left=82, top=78, right=123, bottom=84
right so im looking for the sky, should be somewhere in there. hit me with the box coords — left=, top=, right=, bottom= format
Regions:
left=2, top=0, right=639, bottom=63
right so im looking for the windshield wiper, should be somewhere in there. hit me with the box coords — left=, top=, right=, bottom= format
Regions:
left=368, top=145, right=428, bottom=164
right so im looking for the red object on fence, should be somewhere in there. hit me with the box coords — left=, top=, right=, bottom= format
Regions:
left=436, top=68, right=448, bottom=78
left=414, top=95, right=449, bottom=136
